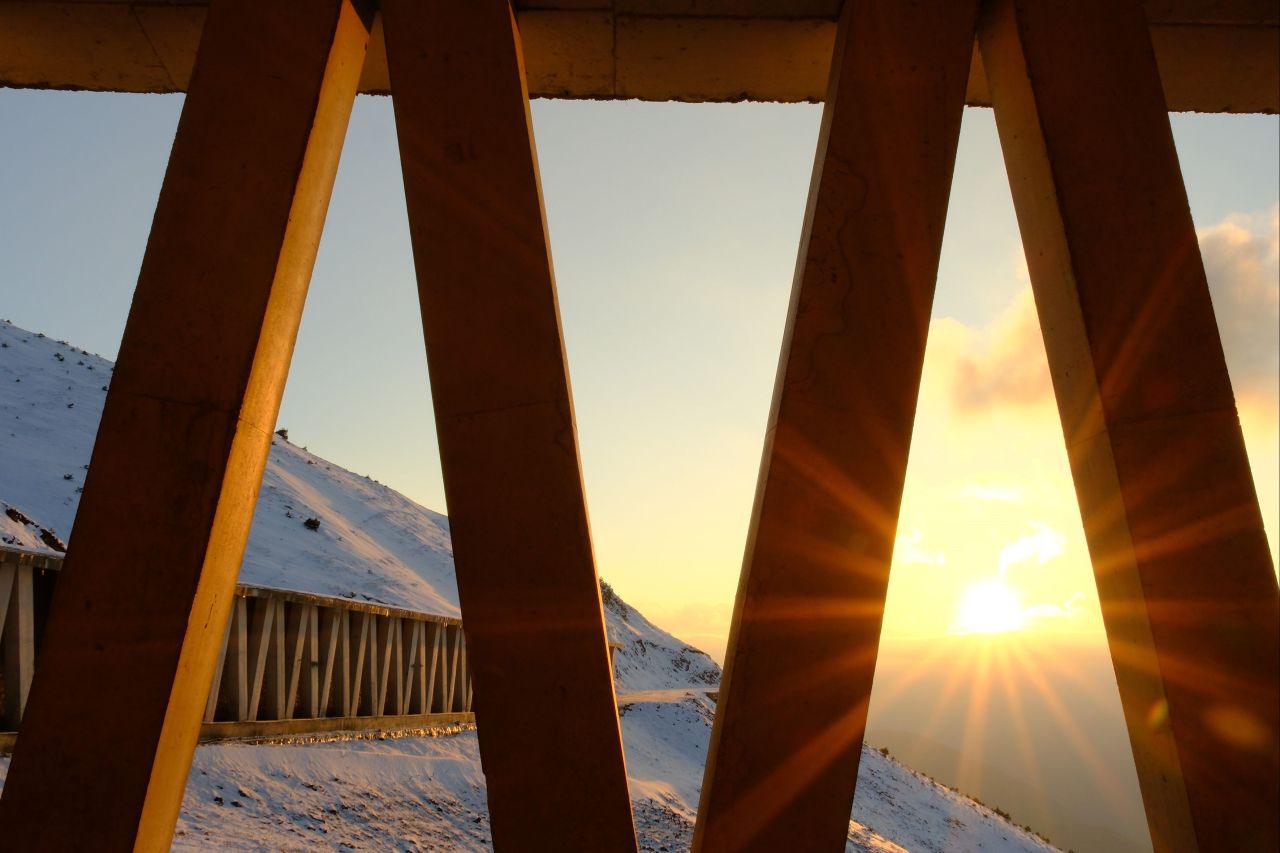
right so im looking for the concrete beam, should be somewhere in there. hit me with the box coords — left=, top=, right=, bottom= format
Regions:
left=0, top=0, right=370, bottom=848
left=0, top=1, right=1275, bottom=110
left=980, top=1, right=1280, bottom=850
left=381, top=1, right=637, bottom=849
left=693, top=0, right=978, bottom=849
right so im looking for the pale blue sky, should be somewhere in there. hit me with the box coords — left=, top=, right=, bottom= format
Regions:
left=1, top=90, right=1276, bottom=633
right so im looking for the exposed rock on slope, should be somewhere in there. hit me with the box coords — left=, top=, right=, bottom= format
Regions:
left=603, top=581, right=721, bottom=691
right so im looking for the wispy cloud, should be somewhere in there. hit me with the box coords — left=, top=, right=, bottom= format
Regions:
left=895, top=528, right=947, bottom=567
left=961, top=483, right=1022, bottom=503
left=998, top=524, right=1065, bottom=577
left=1023, top=592, right=1086, bottom=624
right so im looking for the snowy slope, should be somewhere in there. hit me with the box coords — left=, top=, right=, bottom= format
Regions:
left=243, top=441, right=460, bottom=617
left=0, top=324, right=105, bottom=552
left=0, top=694, right=1058, bottom=852
left=0, top=319, right=457, bottom=614
left=619, top=693, right=1057, bottom=853
left=0, top=320, right=1060, bottom=850
left=603, top=583, right=721, bottom=692
left=0, top=319, right=714, bottom=691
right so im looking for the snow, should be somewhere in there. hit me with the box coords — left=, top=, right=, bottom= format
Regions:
left=0, top=694, right=1058, bottom=852
left=0, top=320, right=1061, bottom=851
left=0, top=319, right=717, bottom=693
left=173, top=729, right=492, bottom=852
left=242, top=441, right=461, bottom=618
left=0, top=325, right=103, bottom=552
left=603, top=583, right=722, bottom=693
left=0, top=693, right=1058, bottom=852
left=618, top=692, right=1058, bottom=853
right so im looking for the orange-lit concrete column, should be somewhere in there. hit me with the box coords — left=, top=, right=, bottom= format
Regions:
left=694, top=1, right=979, bottom=850
left=381, top=2, right=637, bottom=849
left=980, top=2, right=1280, bottom=851
left=0, top=1, right=370, bottom=849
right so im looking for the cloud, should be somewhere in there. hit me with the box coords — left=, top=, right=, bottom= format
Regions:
left=1023, top=592, right=1085, bottom=624
left=1198, top=205, right=1280, bottom=406
left=894, top=528, right=947, bottom=567
left=997, top=523, right=1065, bottom=576
left=961, top=483, right=1022, bottom=503
left=944, top=206, right=1279, bottom=416
left=950, top=287, right=1053, bottom=412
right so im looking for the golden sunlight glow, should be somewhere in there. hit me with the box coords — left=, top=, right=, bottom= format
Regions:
left=952, top=579, right=1027, bottom=635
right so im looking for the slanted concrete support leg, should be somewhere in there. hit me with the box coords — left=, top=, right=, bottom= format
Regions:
left=0, top=0, right=370, bottom=848
left=381, top=2, right=636, bottom=848
left=694, top=1, right=979, bottom=850
left=979, top=1, right=1280, bottom=850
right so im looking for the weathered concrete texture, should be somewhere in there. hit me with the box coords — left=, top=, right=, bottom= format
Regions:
left=980, top=1, right=1280, bottom=851
left=0, top=0, right=372, bottom=849
left=382, top=2, right=637, bottom=850
left=0, top=1, right=1275, bottom=109
left=694, top=1, right=979, bottom=850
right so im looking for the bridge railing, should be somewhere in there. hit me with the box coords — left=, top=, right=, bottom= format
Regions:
left=0, top=544, right=473, bottom=739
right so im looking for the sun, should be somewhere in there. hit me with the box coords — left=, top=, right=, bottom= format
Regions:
left=952, top=579, right=1027, bottom=635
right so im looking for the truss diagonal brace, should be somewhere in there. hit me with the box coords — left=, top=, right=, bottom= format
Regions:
left=381, top=2, right=638, bottom=849
left=694, top=1, right=980, bottom=849
left=0, top=0, right=371, bottom=849
left=980, top=1, right=1280, bottom=850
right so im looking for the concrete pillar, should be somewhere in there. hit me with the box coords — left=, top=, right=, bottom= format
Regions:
left=693, top=1, right=979, bottom=850
left=0, top=559, right=35, bottom=729
left=381, top=1, right=637, bottom=848
left=979, top=1, right=1279, bottom=850
left=0, top=0, right=371, bottom=847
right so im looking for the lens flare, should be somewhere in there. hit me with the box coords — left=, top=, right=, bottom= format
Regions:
left=952, top=579, right=1027, bottom=634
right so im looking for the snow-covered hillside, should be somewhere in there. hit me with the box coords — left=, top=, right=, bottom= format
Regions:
left=0, top=319, right=1059, bottom=851
left=619, top=693, right=1057, bottom=852
left=0, top=693, right=1058, bottom=852
left=0, top=318, right=715, bottom=693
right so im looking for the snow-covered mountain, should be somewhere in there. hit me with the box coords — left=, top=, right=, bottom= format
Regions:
left=0, top=318, right=716, bottom=693
left=140, top=694, right=1052, bottom=852
left=0, top=319, right=1059, bottom=851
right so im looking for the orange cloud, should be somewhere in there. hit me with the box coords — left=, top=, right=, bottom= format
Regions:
left=943, top=206, right=1279, bottom=418
left=950, top=287, right=1053, bottom=413
left=1199, top=204, right=1280, bottom=407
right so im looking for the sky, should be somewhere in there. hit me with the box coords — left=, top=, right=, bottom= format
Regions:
left=1, top=91, right=1276, bottom=672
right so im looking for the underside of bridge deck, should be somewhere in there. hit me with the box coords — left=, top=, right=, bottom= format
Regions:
left=0, top=0, right=1277, bottom=110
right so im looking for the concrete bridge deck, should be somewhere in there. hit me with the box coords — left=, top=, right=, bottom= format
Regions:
left=1, top=0, right=1276, bottom=110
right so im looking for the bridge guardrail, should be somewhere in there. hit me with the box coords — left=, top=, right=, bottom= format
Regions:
left=0, top=544, right=473, bottom=742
